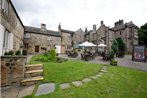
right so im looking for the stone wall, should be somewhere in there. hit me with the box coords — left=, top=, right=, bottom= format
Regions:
left=1, top=56, right=26, bottom=86
left=24, top=33, right=61, bottom=54
left=0, top=0, right=24, bottom=53
left=74, top=28, right=85, bottom=44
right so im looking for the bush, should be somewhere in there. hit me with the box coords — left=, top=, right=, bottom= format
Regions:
left=111, top=40, right=119, bottom=53
left=50, top=48, right=57, bottom=62
left=15, top=50, right=21, bottom=55
left=23, top=49, right=28, bottom=55
left=5, top=50, right=14, bottom=55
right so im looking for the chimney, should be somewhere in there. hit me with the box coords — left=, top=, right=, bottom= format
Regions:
left=101, top=21, right=104, bottom=25
left=93, top=24, right=96, bottom=30
left=85, top=27, right=87, bottom=32
left=58, top=23, right=61, bottom=30
left=41, top=23, right=46, bottom=31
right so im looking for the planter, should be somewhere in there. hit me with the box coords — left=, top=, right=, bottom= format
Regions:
left=110, top=59, right=118, bottom=66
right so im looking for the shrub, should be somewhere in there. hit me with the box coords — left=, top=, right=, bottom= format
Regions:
left=50, top=48, right=57, bottom=62
left=15, top=50, right=21, bottom=55
left=23, top=49, right=28, bottom=55
left=116, top=37, right=125, bottom=52
left=111, top=40, right=119, bottom=53
left=5, top=50, right=14, bottom=55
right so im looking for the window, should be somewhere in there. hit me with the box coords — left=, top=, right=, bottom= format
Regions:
left=2, top=0, right=9, bottom=14
left=24, top=43, right=29, bottom=49
left=47, top=36, right=52, bottom=41
left=4, top=31, right=13, bottom=52
left=120, top=31, right=121, bottom=35
left=24, top=33, right=30, bottom=38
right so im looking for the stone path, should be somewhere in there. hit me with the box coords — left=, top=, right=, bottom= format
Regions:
left=17, top=85, right=35, bottom=98
left=2, top=65, right=108, bottom=98
left=35, top=83, right=55, bottom=96
left=1, top=85, right=35, bottom=98
left=60, top=83, right=70, bottom=90
left=33, top=65, right=108, bottom=96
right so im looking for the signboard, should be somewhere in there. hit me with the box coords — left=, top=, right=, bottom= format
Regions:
left=132, top=45, right=146, bottom=62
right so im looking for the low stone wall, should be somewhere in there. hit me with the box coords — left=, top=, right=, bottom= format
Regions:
left=1, top=56, right=26, bottom=86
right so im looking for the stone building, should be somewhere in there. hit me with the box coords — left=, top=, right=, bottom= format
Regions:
left=0, top=0, right=24, bottom=56
left=73, top=28, right=85, bottom=48
left=84, top=25, right=97, bottom=44
left=85, top=20, right=139, bottom=53
left=24, top=24, right=61, bottom=54
left=109, top=20, right=139, bottom=53
left=58, top=24, right=75, bottom=53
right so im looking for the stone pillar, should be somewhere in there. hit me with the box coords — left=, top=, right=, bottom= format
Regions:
left=1, top=56, right=26, bottom=86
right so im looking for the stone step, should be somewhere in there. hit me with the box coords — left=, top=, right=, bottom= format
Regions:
left=25, top=69, right=43, bottom=74
left=25, top=64, right=43, bottom=68
left=25, top=64, right=43, bottom=70
left=21, top=76, right=44, bottom=83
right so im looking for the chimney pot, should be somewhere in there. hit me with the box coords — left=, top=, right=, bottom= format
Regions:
left=41, top=23, right=46, bottom=31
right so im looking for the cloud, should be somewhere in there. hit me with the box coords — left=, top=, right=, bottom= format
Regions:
left=12, top=0, right=147, bottom=31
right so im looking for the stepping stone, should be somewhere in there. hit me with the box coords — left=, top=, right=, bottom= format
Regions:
left=72, top=81, right=83, bottom=87
left=99, top=72, right=104, bottom=75
left=90, top=76, right=98, bottom=80
left=101, top=70, right=108, bottom=73
left=96, top=74, right=102, bottom=77
left=17, top=85, right=35, bottom=98
left=82, top=78, right=92, bottom=83
left=60, top=83, right=70, bottom=90
left=35, top=83, right=55, bottom=96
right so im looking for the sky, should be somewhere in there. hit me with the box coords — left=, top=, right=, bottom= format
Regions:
left=12, top=0, right=147, bottom=31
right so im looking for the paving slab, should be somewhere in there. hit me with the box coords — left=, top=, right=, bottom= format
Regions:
left=90, top=76, right=98, bottom=80
left=99, top=72, right=104, bottom=75
left=1, top=86, right=20, bottom=98
left=35, top=83, right=55, bottom=96
left=82, top=78, right=92, bottom=83
left=96, top=74, right=102, bottom=77
left=72, top=81, right=83, bottom=87
left=60, top=83, right=71, bottom=90
left=101, top=69, right=108, bottom=73
left=17, top=85, right=35, bottom=98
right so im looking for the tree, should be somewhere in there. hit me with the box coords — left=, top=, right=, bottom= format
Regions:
left=111, top=39, right=118, bottom=53
left=116, top=37, right=125, bottom=52
left=138, top=23, right=147, bottom=46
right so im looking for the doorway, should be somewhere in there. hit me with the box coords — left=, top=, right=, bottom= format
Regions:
left=35, top=45, right=39, bottom=52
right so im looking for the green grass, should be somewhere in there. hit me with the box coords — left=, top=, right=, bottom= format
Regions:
left=24, top=54, right=147, bottom=98
left=28, top=54, right=102, bottom=83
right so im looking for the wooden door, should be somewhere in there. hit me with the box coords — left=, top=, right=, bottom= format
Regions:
left=35, top=45, right=39, bottom=52
left=61, top=45, right=65, bottom=53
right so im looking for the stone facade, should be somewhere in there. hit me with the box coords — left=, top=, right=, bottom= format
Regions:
left=24, top=25, right=61, bottom=54
left=58, top=24, right=75, bottom=53
left=1, top=56, right=26, bottom=86
left=74, top=28, right=85, bottom=44
left=0, top=0, right=24, bottom=56
left=85, top=20, right=139, bottom=53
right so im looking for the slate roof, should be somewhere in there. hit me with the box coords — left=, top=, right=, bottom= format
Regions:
left=25, top=26, right=61, bottom=37
left=85, top=30, right=93, bottom=35
left=60, top=29, right=75, bottom=34
left=111, top=23, right=139, bottom=31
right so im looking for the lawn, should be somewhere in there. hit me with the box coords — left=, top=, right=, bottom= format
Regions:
left=25, top=54, right=147, bottom=98
left=29, top=54, right=102, bottom=83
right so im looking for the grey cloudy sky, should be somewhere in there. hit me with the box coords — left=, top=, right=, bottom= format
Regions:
left=12, top=0, right=147, bottom=31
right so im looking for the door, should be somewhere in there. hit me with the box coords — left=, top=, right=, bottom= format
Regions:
left=35, top=45, right=39, bottom=52
left=61, top=45, right=65, bottom=54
